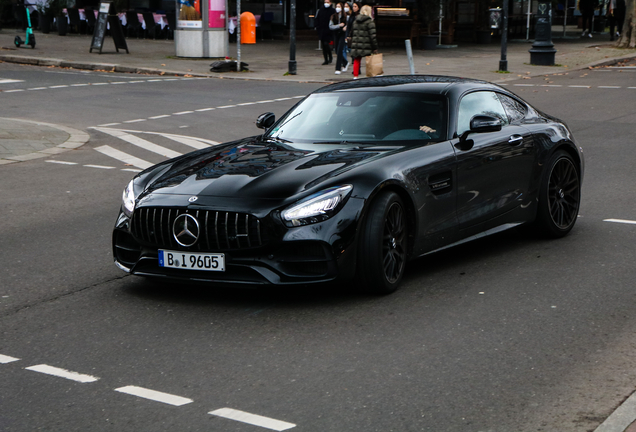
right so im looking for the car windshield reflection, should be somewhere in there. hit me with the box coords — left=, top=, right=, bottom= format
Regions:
left=266, top=92, right=447, bottom=144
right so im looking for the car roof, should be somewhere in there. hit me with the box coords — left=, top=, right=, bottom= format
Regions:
left=312, top=75, right=502, bottom=96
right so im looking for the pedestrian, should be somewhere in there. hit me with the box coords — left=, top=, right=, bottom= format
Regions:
left=607, top=0, right=626, bottom=40
left=579, top=0, right=598, bottom=38
left=341, top=3, right=352, bottom=71
left=330, top=2, right=348, bottom=74
left=315, top=0, right=336, bottom=65
left=350, top=4, right=377, bottom=79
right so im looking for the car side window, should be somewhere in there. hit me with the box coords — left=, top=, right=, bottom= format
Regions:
left=497, top=93, right=527, bottom=124
left=457, top=91, right=508, bottom=136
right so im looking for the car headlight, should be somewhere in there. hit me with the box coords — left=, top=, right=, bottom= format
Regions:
left=122, top=180, right=136, bottom=216
left=282, top=185, right=353, bottom=227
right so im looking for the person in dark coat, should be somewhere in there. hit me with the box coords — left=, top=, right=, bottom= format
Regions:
left=608, top=0, right=626, bottom=40
left=330, top=2, right=348, bottom=74
left=350, top=4, right=377, bottom=79
left=315, top=0, right=336, bottom=65
left=579, top=0, right=598, bottom=37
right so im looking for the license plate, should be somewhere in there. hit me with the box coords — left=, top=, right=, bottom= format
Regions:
left=158, top=250, right=225, bottom=272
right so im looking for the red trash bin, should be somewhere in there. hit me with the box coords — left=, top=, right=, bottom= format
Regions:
left=240, top=12, right=256, bottom=44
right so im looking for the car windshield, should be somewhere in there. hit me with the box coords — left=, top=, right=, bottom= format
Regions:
left=266, top=91, right=447, bottom=144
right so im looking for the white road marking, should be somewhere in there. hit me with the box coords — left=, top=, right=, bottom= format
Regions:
left=209, top=408, right=296, bottom=431
left=513, top=84, right=535, bottom=86
left=46, top=160, right=78, bottom=165
left=84, top=164, right=115, bottom=169
left=598, top=86, right=621, bottom=88
left=162, top=134, right=211, bottom=149
left=173, top=111, right=194, bottom=115
left=0, top=78, right=24, bottom=84
left=123, top=119, right=147, bottom=123
left=148, top=115, right=171, bottom=119
left=122, top=168, right=142, bottom=172
left=92, top=82, right=109, bottom=86
left=98, top=123, right=121, bottom=127
left=604, top=219, right=636, bottom=225
left=93, top=128, right=182, bottom=158
left=25, top=364, right=99, bottom=383
left=94, top=145, right=153, bottom=169
left=569, top=85, right=591, bottom=88
left=540, top=84, right=562, bottom=87
left=3, top=89, right=25, bottom=92
left=71, top=83, right=90, bottom=87
left=594, top=390, right=636, bottom=432
left=98, top=128, right=218, bottom=147
left=0, top=354, right=19, bottom=364
left=27, top=87, right=47, bottom=91
left=115, top=385, right=193, bottom=406
left=195, top=108, right=215, bottom=112
left=217, top=105, right=237, bottom=108
left=110, top=82, right=128, bottom=85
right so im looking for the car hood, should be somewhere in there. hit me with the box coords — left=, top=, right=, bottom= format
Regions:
left=142, top=137, right=395, bottom=200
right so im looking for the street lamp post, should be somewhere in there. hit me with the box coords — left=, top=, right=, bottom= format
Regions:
left=499, top=0, right=509, bottom=72
left=289, top=0, right=297, bottom=74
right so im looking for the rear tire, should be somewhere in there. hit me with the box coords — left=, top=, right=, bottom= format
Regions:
left=356, top=191, right=408, bottom=294
left=534, top=150, right=580, bottom=238
left=14, top=36, right=22, bottom=47
left=29, top=35, right=36, bottom=48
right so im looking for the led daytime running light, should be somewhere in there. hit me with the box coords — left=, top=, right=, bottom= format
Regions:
left=282, top=185, right=353, bottom=224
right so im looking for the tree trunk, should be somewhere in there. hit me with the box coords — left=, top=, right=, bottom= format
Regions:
left=617, top=0, right=636, bottom=47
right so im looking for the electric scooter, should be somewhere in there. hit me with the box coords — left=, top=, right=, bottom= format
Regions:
left=14, top=3, right=36, bottom=48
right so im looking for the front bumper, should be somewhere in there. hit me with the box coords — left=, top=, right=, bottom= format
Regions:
left=112, top=197, right=365, bottom=285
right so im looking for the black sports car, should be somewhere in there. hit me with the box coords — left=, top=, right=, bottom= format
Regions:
left=112, top=76, right=583, bottom=294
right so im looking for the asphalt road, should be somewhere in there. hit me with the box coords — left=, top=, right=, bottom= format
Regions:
left=0, top=63, right=635, bottom=432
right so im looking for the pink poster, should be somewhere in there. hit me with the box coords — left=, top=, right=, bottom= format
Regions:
left=208, top=0, right=225, bottom=28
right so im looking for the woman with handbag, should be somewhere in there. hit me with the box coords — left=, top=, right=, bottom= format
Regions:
left=350, top=4, right=378, bottom=79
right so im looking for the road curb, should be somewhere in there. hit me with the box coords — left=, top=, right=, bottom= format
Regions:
left=0, top=118, right=90, bottom=165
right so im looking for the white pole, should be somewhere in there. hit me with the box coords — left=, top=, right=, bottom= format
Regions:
left=237, top=0, right=241, bottom=72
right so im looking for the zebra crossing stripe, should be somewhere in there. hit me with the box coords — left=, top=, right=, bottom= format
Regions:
left=162, top=134, right=211, bottom=149
left=94, top=145, right=153, bottom=169
left=93, top=128, right=182, bottom=159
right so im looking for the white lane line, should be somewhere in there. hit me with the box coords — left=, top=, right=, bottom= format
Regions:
left=123, top=119, right=147, bottom=123
left=604, top=219, right=636, bottom=225
left=48, top=85, right=69, bottom=88
left=569, top=85, right=591, bottom=88
left=93, top=127, right=182, bottom=158
left=217, top=105, right=237, bottom=108
left=237, top=102, right=256, bottom=106
left=147, top=79, right=164, bottom=82
left=25, top=364, right=99, bottom=383
left=629, top=87, right=636, bottom=89
left=210, top=408, right=296, bottom=431
left=84, top=164, right=116, bottom=169
left=122, top=168, right=142, bottom=172
left=97, top=123, right=121, bottom=127
left=92, top=82, right=109, bottom=86
left=0, top=354, right=20, bottom=364
left=292, top=96, right=304, bottom=98
left=71, top=83, right=90, bottom=87
left=540, top=84, right=562, bottom=87
left=162, top=134, right=211, bottom=149
left=274, top=97, right=292, bottom=101
left=110, top=82, right=128, bottom=85
left=115, top=385, right=193, bottom=406
left=164, top=78, right=180, bottom=81
left=173, top=111, right=194, bottom=115
left=149, top=115, right=171, bottom=119
left=594, top=390, right=636, bottom=432
left=3, top=89, right=25, bottom=92
left=195, top=108, right=215, bottom=112
left=0, top=78, right=24, bottom=84
left=514, top=84, right=535, bottom=86
left=27, top=87, right=47, bottom=91
left=598, top=86, right=621, bottom=89
left=101, top=128, right=219, bottom=148
left=94, top=145, right=153, bottom=169
left=46, top=160, right=78, bottom=165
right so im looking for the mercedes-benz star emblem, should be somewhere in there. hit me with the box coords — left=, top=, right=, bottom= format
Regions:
left=188, top=196, right=198, bottom=203
left=173, top=214, right=200, bottom=247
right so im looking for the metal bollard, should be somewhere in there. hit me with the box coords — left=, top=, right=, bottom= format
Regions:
left=405, top=40, right=415, bottom=75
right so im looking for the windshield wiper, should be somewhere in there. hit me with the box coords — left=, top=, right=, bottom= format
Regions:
left=312, top=140, right=378, bottom=145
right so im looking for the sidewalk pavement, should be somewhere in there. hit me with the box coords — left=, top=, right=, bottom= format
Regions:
left=1, top=25, right=635, bottom=163
left=1, top=26, right=636, bottom=84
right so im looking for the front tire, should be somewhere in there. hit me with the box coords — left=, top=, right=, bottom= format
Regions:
left=14, top=36, right=22, bottom=47
left=534, top=150, right=580, bottom=238
left=357, top=191, right=408, bottom=294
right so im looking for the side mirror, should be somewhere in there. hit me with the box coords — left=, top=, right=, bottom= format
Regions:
left=456, top=115, right=503, bottom=151
left=256, top=112, right=276, bottom=129
left=469, top=115, right=502, bottom=133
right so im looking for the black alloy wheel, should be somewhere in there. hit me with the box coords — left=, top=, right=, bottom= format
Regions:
left=535, top=150, right=580, bottom=237
left=357, top=191, right=408, bottom=294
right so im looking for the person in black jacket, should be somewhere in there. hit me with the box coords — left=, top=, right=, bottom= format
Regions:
left=607, top=0, right=626, bottom=40
left=330, top=2, right=348, bottom=74
left=579, top=0, right=598, bottom=37
left=315, top=0, right=336, bottom=65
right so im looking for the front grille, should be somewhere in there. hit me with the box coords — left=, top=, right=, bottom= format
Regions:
left=131, top=207, right=265, bottom=251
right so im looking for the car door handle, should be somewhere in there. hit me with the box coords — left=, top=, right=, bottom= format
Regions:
left=508, top=135, right=524, bottom=145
